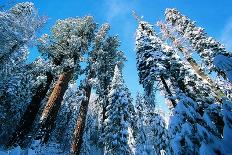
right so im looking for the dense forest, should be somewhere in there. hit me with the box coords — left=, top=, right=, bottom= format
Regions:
left=0, top=2, right=232, bottom=155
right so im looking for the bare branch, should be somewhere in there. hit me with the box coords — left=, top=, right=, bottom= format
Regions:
left=132, top=10, right=142, bottom=22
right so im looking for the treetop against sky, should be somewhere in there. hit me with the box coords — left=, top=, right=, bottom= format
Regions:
left=3, top=0, right=232, bottom=106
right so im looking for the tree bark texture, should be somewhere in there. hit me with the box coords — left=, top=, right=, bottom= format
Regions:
left=37, top=68, right=73, bottom=143
left=71, top=71, right=94, bottom=155
left=71, top=84, right=91, bottom=155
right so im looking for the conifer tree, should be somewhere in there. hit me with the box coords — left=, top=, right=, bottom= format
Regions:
left=71, top=24, right=125, bottom=154
left=135, top=20, right=176, bottom=107
left=36, top=16, right=97, bottom=142
left=79, top=93, right=102, bottom=155
left=134, top=93, right=169, bottom=155
left=134, top=93, right=147, bottom=155
left=135, top=17, right=228, bottom=155
left=1, top=57, right=48, bottom=147
left=160, top=43, right=216, bottom=108
left=71, top=25, right=110, bottom=154
left=86, top=23, right=126, bottom=134
left=168, top=94, right=224, bottom=155
left=165, top=8, right=232, bottom=82
left=103, top=65, right=132, bottom=155
left=221, top=98, right=232, bottom=154
left=0, top=2, right=45, bottom=64
left=0, top=2, right=46, bottom=146
left=47, top=83, right=84, bottom=153
left=157, top=21, right=224, bottom=101
left=6, top=69, right=53, bottom=148
left=135, top=19, right=212, bottom=109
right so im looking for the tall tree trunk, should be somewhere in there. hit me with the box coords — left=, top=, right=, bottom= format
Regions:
left=71, top=71, right=94, bottom=155
left=158, top=22, right=224, bottom=101
left=160, top=75, right=177, bottom=107
left=6, top=72, right=53, bottom=148
left=37, top=68, right=74, bottom=143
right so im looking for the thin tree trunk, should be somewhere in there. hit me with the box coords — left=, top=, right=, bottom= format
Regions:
left=158, top=22, right=224, bottom=100
left=6, top=72, right=53, bottom=147
left=160, top=75, right=177, bottom=107
left=102, top=104, right=107, bottom=133
left=37, top=68, right=74, bottom=143
left=71, top=70, right=94, bottom=155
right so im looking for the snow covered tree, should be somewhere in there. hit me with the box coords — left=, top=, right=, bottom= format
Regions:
left=135, top=19, right=213, bottom=109
left=134, top=15, right=230, bottom=154
left=221, top=98, right=232, bottom=154
left=150, top=109, right=169, bottom=155
left=135, top=20, right=176, bottom=107
left=161, top=42, right=216, bottom=107
left=134, top=93, right=147, bottom=155
left=97, top=42, right=127, bottom=127
left=157, top=21, right=224, bottom=101
left=0, top=1, right=45, bottom=114
left=79, top=93, right=103, bottom=155
left=6, top=68, right=54, bottom=148
left=0, top=2, right=46, bottom=147
left=103, top=65, right=132, bottom=155
left=168, top=94, right=224, bottom=155
left=36, top=16, right=96, bottom=142
left=44, top=83, right=84, bottom=153
left=82, top=23, right=126, bottom=136
left=154, top=12, right=232, bottom=154
left=71, top=24, right=108, bottom=154
left=134, top=93, right=169, bottom=155
left=71, top=24, right=125, bottom=154
left=165, top=8, right=232, bottom=83
left=0, top=2, right=45, bottom=64
left=0, top=58, right=49, bottom=147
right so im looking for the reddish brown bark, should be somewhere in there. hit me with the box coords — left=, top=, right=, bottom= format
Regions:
left=71, top=70, right=94, bottom=155
left=38, top=68, right=74, bottom=143
left=6, top=72, right=53, bottom=147
left=71, top=84, right=91, bottom=155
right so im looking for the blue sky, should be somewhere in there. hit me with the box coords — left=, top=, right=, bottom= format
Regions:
left=3, top=0, right=232, bottom=108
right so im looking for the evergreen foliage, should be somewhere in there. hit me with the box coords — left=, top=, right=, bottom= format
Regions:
left=103, top=66, right=132, bottom=155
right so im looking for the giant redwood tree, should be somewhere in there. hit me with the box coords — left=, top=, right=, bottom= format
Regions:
left=36, top=16, right=97, bottom=142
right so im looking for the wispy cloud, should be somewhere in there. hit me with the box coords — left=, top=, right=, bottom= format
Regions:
left=103, top=0, right=134, bottom=22
left=102, top=0, right=138, bottom=42
left=221, top=17, right=232, bottom=51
